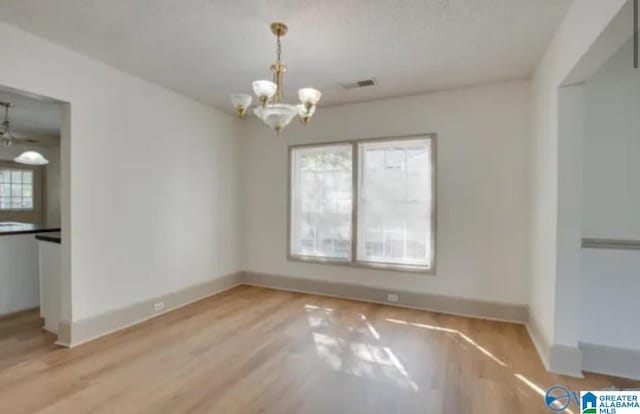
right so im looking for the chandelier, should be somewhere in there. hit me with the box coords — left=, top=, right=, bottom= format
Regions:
left=229, top=22, right=321, bottom=134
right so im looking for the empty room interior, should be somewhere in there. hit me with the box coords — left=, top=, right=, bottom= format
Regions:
left=0, top=1, right=639, bottom=413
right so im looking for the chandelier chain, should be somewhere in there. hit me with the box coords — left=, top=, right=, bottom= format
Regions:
left=2, top=104, right=9, bottom=130
left=276, top=34, right=282, bottom=64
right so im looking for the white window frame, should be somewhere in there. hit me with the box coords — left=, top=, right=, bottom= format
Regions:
left=288, top=133, right=437, bottom=273
left=0, top=161, right=44, bottom=224
left=0, top=166, right=35, bottom=212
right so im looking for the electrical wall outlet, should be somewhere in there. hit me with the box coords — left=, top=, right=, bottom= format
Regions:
left=153, top=301, right=165, bottom=312
left=387, top=294, right=399, bottom=303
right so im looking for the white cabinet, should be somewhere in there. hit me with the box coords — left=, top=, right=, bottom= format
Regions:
left=38, top=239, right=61, bottom=333
left=0, top=234, right=40, bottom=316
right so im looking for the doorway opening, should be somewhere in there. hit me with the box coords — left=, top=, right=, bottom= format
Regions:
left=0, top=85, right=71, bottom=360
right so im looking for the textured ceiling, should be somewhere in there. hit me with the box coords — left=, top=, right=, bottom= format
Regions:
left=0, top=0, right=571, bottom=114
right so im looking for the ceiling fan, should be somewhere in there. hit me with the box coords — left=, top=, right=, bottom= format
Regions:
left=0, top=101, right=49, bottom=165
left=0, top=101, right=41, bottom=147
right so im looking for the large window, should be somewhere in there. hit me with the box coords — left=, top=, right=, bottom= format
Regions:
left=290, top=144, right=353, bottom=260
left=289, top=135, right=436, bottom=272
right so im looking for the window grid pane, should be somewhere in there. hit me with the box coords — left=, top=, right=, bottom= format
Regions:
left=357, top=139, right=433, bottom=267
left=290, top=144, right=353, bottom=260
left=0, top=168, right=35, bottom=211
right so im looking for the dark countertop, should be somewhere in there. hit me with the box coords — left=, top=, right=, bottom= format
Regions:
left=0, top=222, right=61, bottom=236
left=35, top=232, right=61, bottom=244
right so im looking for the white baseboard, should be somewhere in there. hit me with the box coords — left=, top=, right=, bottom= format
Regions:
left=526, top=315, right=584, bottom=378
left=525, top=317, right=640, bottom=380
left=54, top=270, right=527, bottom=348
left=526, top=316, right=551, bottom=370
left=549, top=344, right=584, bottom=378
left=51, top=270, right=640, bottom=382
left=580, top=342, right=640, bottom=380
left=242, top=271, right=528, bottom=324
left=63, top=272, right=243, bottom=348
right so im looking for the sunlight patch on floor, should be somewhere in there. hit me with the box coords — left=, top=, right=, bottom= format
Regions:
left=385, top=318, right=507, bottom=367
left=306, top=305, right=420, bottom=392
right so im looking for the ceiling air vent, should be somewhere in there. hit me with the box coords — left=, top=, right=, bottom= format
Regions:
left=340, top=78, right=377, bottom=90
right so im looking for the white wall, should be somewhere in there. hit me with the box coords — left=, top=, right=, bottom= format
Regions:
left=241, top=81, right=531, bottom=306
left=0, top=23, right=241, bottom=324
left=0, top=234, right=40, bottom=315
left=580, top=37, right=640, bottom=349
left=555, top=84, right=586, bottom=353
left=581, top=250, right=640, bottom=349
left=529, top=0, right=628, bottom=351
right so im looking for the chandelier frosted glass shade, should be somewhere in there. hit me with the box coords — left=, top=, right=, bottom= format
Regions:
left=252, top=80, right=278, bottom=106
left=14, top=150, right=49, bottom=166
left=298, top=88, right=322, bottom=106
left=229, top=93, right=252, bottom=117
left=254, top=103, right=297, bottom=133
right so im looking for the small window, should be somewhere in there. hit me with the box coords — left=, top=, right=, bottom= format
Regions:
left=0, top=167, right=35, bottom=211
left=289, top=135, right=436, bottom=272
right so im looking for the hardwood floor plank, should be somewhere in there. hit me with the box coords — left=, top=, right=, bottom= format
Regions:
left=0, top=286, right=637, bottom=413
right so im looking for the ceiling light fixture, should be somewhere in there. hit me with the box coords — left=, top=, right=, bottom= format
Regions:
left=14, top=150, right=49, bottom=165
left=0, top=101, right=49, bottom=165
left=0, top=102, right=15, bottom=148
left=230, top=22, right=321, bottom=134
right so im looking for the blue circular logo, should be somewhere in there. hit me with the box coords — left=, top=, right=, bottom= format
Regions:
left=545, top=385, right=572, bottom=412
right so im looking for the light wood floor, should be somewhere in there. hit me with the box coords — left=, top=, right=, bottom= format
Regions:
left=0, top=286, right=637, bottom=413
left=0, top=308, right=57, bottom=372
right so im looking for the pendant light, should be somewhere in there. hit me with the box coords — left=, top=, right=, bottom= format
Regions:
left=230, top=22, right=321, bottom=134
left=14, top=150, right=49, bottom=165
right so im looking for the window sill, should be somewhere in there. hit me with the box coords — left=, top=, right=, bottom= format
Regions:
left=288, top=254, right=435, bottom=274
